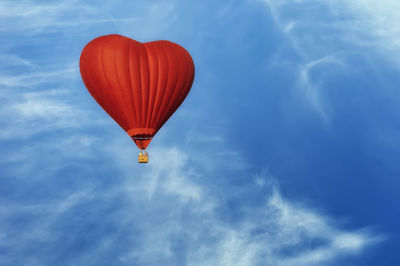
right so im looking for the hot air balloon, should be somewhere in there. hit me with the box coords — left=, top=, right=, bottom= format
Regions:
left=79, top=34, right=195, bottom=163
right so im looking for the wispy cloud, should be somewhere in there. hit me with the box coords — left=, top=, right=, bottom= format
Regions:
left=263, top=0, right=400, bottom=122
left=333, top=0, right=400, bottom=55
left=101, top=138, right=383, bottom=266
left=0, top=0, right=116, bottom=33
left=0, top=54, right=33, bottom=67
left=5, top=119, right=373, bottom=266
left=298, top=55, right=345, bottom=124
left=0, top=88, right=95, bottom=139
left=0, top=0, right=175, bottom=39
left=0, top=67, right=76, bottom=88
left=0, top=108, right=384, bottom=266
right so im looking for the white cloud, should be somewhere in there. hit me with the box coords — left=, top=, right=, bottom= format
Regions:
left=0, top=58, right=98, bottom=140
left=0, top=67, right=75, bottom=88
left=144, top=147, right=204, bottom=202
left=0, top=54, right=33, bottom=67
left=100, top=136, right=383, bottom=266
left=265, top=0, right=400, bottom=52
left=0, top=0, right=175, bottom=40
left=187, top=186, right=381, bottom=266
left=0, top=186, right=95, bottom=252
left=0, top=88, right=95, bottom=139
left=0, top=123, right=384, bottom=265
left=12, top=92, right=73, bottom=118
left=298, top=55, right=345, bottom=124
left=335, top=0, right=400, bottom=53
left=263, top=0, right=400, bottom=122
left=0, top=0, right=110, bottom=33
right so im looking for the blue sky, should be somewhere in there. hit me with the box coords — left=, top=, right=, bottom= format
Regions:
left=0, top=0, right=399, bottom=265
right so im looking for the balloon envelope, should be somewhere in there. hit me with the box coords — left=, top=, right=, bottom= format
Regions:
left=79, top=34, right=195, bottom=149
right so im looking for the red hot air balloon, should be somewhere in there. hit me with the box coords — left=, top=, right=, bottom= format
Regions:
left=79, top=34, right=195, bottom=163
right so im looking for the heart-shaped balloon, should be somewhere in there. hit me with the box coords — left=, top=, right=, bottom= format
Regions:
left=79, top=34, right=195, bottom=150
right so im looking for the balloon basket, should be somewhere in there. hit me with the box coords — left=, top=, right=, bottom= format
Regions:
left=138, top=151, right=149, bottom=163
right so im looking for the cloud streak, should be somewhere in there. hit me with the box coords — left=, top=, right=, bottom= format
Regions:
left=263, top=0, right=400, bottom=122
left=0, top=88, right=94, bottom=139
left=102, top=139, right=383, bottom=266
left=0, top=0, right=114, bottom=33
left=1, top=125, right=382, bottom=265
